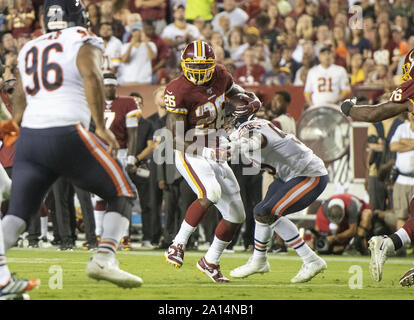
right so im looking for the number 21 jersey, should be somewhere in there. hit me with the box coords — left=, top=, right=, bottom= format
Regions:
left=18, top=26, right=104, bottom=129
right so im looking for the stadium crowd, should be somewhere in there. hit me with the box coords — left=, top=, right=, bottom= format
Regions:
left=0, top=0, right=413, bottom=256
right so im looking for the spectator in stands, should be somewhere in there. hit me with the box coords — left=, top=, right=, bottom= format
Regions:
left=211, top=0, right=248, bottom=33
left=112, top=0, right=130, bottom=27
left=6, top=0, right=35, bottom=39
left=0, top=0, right=9, bottom=36
left=332, top=24, right=348, bottom=66
left=118, top=22, right=157, bottom=85
left=227, top=26, right=247, bottom=68
left=86, top=2, right=101, bottom=35
left=314, top=23, right=332, bottom=57
left=100, top=22, right=123, bottom=74
left=201, top=21, right=213, bottom=42
left=304, top=45, right=350, bottom=107
left=100, top=0, right=125, bottom=41
left=305, top=0, right=324, bottom=27
left=291, top=0, right=306, bottom=19
left=347, top=28, right=371, bottom=59
left=392, top=25, right=409, bottom=57
left=363, top=15, right=376, bottom=47
left=143, top=19, right=169, bottom=84
left=280, top=44, right=301, bottom=83
left=264, top=50, right=291, bottom=86
left=349, top=53, right=365, bottom=85
left=210, top=31, right=229, bottom=58
left=255, top=13, right=279, bottom=54
left=283, top=15, right=296, bottom=37
left=395, top=14, right=410, bottom=41
left=390, top=113, right=414, bottom=232
left=372, top=22, right=398, bottom=72
left=266, top=2, right=284, bottom=31
left=129, top=0, right=166, bottom=35
left=185, top=0, right=214, bottom=23
left=234, top=47, right=265, bottom=86
left=122, top=13, right=142, bottom=43
left=314, top=194, right=373, bottom=255
left=1, top=32, right=17, bottom=55
left=296, top=14, right=314, bottom=42
left=270, top=91, right=296, bottom=135
left=161, top=3, right=201, bottom=70
left=294, top=48, right=316, bottom=86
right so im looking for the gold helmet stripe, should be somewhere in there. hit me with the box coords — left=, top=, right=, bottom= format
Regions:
left=197, top=41, right=202, bottom=57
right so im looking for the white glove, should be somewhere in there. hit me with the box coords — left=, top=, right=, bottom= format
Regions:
left=202, top=147, right=216, bottom=161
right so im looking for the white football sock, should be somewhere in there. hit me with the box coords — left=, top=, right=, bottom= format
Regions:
left=2, top=215, right=26, bottom=252
left=395, top=228, right=411, bottom=247
left=271, top=216, right=317, bottom=264
left=40, top=216, right=48, bottom=238
left=94, top=210, right=105, bottom=237
left=204, top=236, right=230, bottom=265
left=252, top=221, right=272, bottom=261
left=173, top=220, right=197, bottom=246
left=98, top=211, right=129, bottom=255
left=0, top=219, right=11, bottom=287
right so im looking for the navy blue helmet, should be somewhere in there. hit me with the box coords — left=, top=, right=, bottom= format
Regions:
left=43, top=0, right=89, bottom=32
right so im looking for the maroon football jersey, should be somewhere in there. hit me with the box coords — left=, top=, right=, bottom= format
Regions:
left=104, top=97, right=138, bottom=149
left=390, top=78, right=414, bottom=113
left=164, top=64, right=234, bottom=136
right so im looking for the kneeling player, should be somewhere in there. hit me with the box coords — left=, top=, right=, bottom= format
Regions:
left=229, top=116, right=329, bottom=283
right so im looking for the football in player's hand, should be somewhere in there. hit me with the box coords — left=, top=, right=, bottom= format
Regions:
left=229, top=92, right=261, bottom=117
left=229, top=93, right=254, bottom=109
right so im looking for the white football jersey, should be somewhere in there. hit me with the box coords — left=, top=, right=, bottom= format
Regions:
left=102, top=36, right=123, bottom=73
left=235, top=119, right=327, bottom=182
left=304, top=64, right=350, bottom=107
left=18, top=26, right=104, bottom=129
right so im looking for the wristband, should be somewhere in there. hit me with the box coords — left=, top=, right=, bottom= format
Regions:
left=127, top=155, right=136, bottom=166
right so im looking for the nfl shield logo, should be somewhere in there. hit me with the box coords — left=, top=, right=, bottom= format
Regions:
left=206, top=88, right=213, bottom=95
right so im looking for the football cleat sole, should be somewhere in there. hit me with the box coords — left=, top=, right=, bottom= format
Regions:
left=399, top=268, right=414, bottom=287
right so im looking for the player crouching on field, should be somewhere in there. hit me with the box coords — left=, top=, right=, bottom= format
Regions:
left=313, top=194, right=373, bottom=256
left=227, top=106, right=329, bottom=283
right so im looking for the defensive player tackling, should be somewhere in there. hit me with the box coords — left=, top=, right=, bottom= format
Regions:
left=228, top=116, right=329, bottom=283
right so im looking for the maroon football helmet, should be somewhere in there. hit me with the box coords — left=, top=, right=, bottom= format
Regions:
left=402, top=49, right=414, bottom=82
left=181, top=40, right=216, bottom=85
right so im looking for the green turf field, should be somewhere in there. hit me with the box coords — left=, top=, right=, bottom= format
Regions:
left=5, top=247, right=414, bottom=300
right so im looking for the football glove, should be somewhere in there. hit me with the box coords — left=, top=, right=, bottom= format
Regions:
left=0, top=119, right=19, bottom=146
left=340, top=97, right=357, bottom=117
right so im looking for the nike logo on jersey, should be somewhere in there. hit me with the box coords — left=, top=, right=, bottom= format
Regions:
left=166, top=90, right=173, bottom=95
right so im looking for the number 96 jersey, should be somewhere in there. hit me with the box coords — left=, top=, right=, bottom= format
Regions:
left=390, top=78, right=414, bottom=113
left=18, top=26, right=104, bottom=129
left=164, top=64, right=234, bottom=136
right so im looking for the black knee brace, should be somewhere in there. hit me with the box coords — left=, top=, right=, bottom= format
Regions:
left=254, top=213, right=279, bottom=225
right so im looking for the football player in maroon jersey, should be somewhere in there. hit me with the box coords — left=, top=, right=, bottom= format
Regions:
left=163, top=40, right=261, bottom=282
left=341, top=49, right=414, bottom=287
left=93, top=73, right=139, bottom=250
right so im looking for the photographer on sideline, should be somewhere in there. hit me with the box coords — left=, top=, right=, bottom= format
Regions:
left=313, top=194, right=373, bottom=255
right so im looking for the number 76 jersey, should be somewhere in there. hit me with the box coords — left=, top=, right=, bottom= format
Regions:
left=389, top=78, right=414, bottom=113
left=18, top=26, right=104, bottom=129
